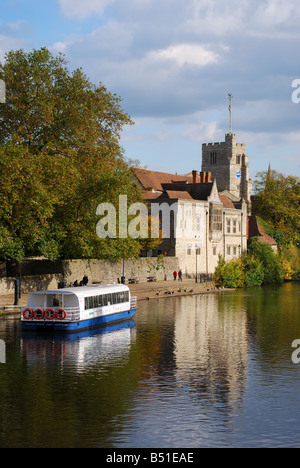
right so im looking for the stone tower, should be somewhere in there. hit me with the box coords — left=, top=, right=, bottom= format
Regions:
left=201, top=133, right=252, bottom=206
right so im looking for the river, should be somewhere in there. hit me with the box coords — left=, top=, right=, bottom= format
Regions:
left=0, top=282, right=299, bottom=448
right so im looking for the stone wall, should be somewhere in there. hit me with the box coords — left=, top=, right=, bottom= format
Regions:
left=0, top=257, right=180, bottom=295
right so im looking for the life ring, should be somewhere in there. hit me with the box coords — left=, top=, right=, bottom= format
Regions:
left=23, top=308, right=33, bottom=320
left=56, top=309, right=67, bottom=320
left=45, top=308, right=56, bottom=320
left=34, top=308, right=44, bottom=320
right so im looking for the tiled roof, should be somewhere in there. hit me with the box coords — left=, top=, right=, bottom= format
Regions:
left=220, top=194, right=235, bottom=209
left=135, top=168, right=192, bottom=192
left=248, top=216, right=277, bottom=245
left=164, top=190, right=193, bottom=200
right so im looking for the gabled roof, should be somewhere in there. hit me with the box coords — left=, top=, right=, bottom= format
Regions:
left=220, top=194, right=235, bottom=209
left=220, top=190, right=241, bottom=203
left=135, top=168, right=241, bottom=207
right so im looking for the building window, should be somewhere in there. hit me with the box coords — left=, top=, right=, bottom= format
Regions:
left=209, top=204, right=222, bottom=232
left=236, top=155, right=241, bottom=164
left=227, top=218, right=231, bottom=234
left=210, top=152, right=217, bottom=164
left=187, top=246, right=191, bottom=255
left=213, top=246, right=217, bottom=255
left=233, top=245, right=237, bottom=256
left=196, top=215, right=201, bottom=232
left=233, top=219, right=237, bottom=234
left=227, top=245, right=231, bottom=256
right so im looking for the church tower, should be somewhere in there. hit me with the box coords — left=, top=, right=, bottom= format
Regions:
left=201, top=132, right=252, bottom=208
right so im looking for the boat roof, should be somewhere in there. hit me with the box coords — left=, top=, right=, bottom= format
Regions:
left=29, top=284, right=130, bottom=298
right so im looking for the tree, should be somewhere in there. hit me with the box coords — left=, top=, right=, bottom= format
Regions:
left=248, top=237, right=284, bottom=284
left=0, top=48, right=132, bottom=158
left=252, top=169, right=300, bottom=245
left=0, top=47, right=160, bottom=262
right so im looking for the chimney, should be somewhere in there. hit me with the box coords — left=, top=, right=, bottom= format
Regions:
left=192, top=170, right=198, bottom=183
left=200, top=172, right=205, bottom=183
left=205, top=172, right=212, bottom=183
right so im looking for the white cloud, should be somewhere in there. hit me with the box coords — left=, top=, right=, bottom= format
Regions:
left=57, top=0, right=115, bottom=20
left=184, top=121, right=220, bottom=143
left=148, top=43, right=220, bottom=67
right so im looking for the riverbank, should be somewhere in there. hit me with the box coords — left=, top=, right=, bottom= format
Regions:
left=0, top=278, right=224, bottom=316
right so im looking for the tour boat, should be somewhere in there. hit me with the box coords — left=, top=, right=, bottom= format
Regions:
left=21, top=284, right=137, bottom=332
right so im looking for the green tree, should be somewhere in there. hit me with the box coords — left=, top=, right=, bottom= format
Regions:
left=242, top=254, right=264, bottom=287
left=252, top=170, right=300, bottom=245
left=0, top=47, right=160, bottom=262
left=248, top=237, right=284, bottom=284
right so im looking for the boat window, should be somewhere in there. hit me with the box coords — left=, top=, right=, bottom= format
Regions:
left=84, top=291, right=129, bottom=310
left=102, top=294, right=108, bottom=306
left=106, top=293, right=112, bottom=305
left=112, top=293, right=118, bottom=304
left=46, top=294, right=61, bottom=307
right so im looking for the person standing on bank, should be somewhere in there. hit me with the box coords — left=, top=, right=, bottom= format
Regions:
left=178, top=269, right=182, bottom=281
left=173, top=270, right=178, bottom=281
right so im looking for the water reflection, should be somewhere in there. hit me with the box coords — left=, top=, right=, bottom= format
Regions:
left=174, top=294, right=248, bottom=413
left=21, top=321, right=136, bottom=373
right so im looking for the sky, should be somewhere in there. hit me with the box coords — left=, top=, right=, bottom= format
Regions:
left=1, top=0, right=300, bottom=181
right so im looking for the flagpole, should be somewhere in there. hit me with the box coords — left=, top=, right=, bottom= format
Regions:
left=228, top=93, right=232, bottom=134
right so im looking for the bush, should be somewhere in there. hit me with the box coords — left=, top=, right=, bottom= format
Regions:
left=242, top=254, right=264, bottom=287
left=214, top=256, right=245, bottom=288
left=248, top=237, right=284, bottom=284
left=213, top=240, right=283, bottom=289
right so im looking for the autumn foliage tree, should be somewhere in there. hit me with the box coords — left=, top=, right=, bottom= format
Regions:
left=252, top=169, right=300, bottom=245
left=252, top=169, right=300, bottom=280
left=0, top=47, right=160, bottom=263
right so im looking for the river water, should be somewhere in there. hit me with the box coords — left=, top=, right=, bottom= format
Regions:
left=0, top=282, right=299, bottom=448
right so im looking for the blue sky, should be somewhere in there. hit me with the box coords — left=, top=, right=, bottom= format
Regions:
left=1, top=0, right=300, bottom=181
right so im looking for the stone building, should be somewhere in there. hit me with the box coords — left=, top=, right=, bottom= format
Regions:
left=135, top=168, right=248, bottom=276
left=202, top=133, right=252, bottom=211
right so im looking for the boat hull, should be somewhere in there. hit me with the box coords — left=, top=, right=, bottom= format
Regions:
left=21, top=308, right=136, bottom=333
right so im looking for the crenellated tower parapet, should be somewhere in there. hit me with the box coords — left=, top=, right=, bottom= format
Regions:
left=202, top=133, right=251, bottom=208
